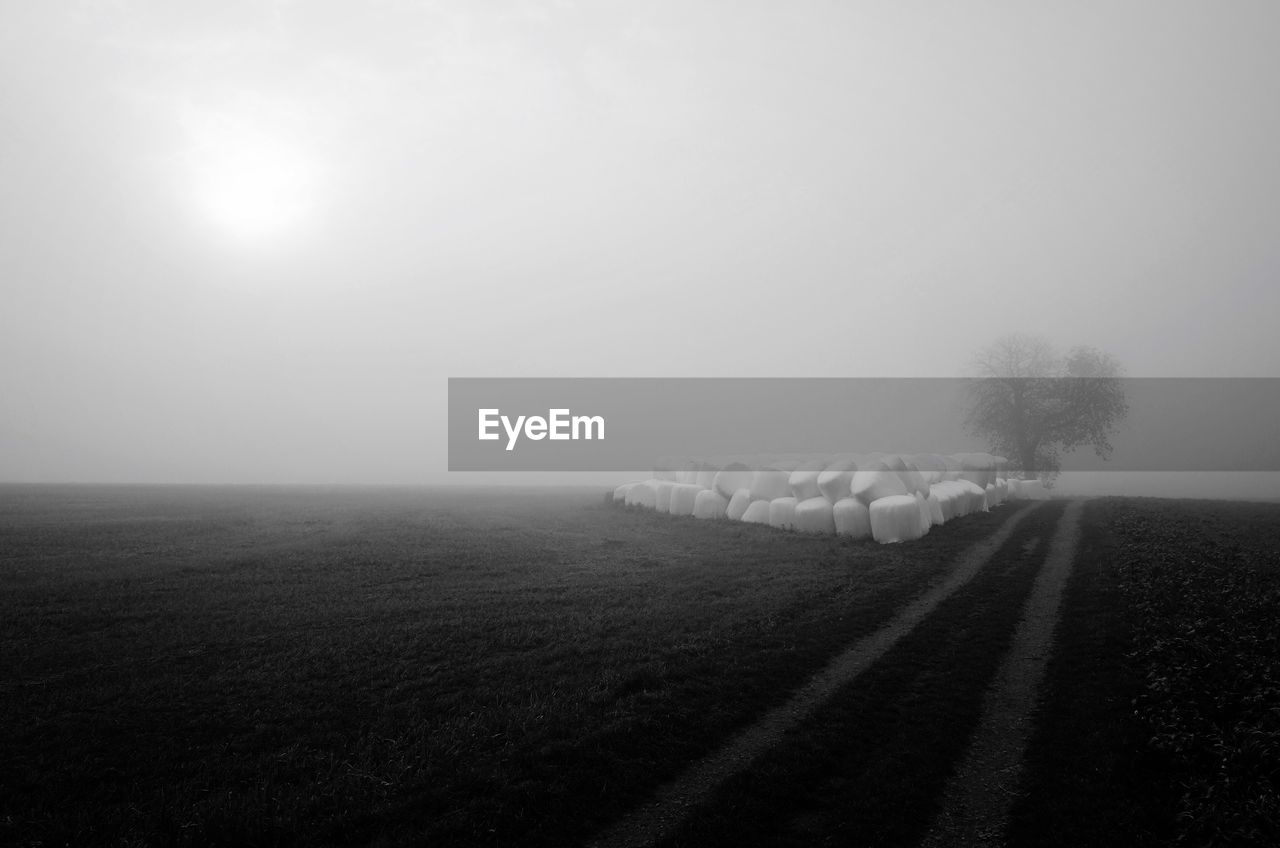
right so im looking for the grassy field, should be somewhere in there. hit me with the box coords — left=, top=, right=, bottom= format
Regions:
left=2, top=486, right=1277, bottom=846
left=1011, top=498, right=1280, bottom=848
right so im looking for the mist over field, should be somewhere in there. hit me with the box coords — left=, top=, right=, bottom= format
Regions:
left=3, top=2, right=1279, bottom=490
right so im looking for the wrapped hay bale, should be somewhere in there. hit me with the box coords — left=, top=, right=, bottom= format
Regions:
left=693, top=489, right=729, bottom=520
left=915, top=492, right=933, bottom=533
left=931, top=481, right=963, bottom=521
left=625, top=479, right=660, bottom=509
left=769, top=496, right=799, bottom=530
left=655, top=481, right=675, bottom=513
left=795, top=496, right=837, bottom=534
left=882, top=454, right=926, bottom=496
left=926, top=490, right=945, bottom=525
left=714, top=462, right=756, bottom=500
left=613, top=482, right=639, bottom=503
left=668, top=483, right=702, bottom=516
left=789, top=459, right=826, bottom=501
left=726, top=488, right=753, bottom=521
left=956, top=479, right=988, bottom=513
left=955, top=453, right=997, bottom=488
left=741, top=499, right=772, bottom=524
left=817, top=457, right=858, bottom=503
left=749, top=467, right=793, bottom=501
left=870, top=495, right=928, bottom=543
left=909, top=454, right=948, bottom=486
left=695, top=463, right=719, bottom=490
left=851, top=461, right=909, bottom=504
left=833, top=498, right=872, bottom=539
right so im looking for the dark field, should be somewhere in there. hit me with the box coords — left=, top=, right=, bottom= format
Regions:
left=2, top=486, right=1278, bottom=846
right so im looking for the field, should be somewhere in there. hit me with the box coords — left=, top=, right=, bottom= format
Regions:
left=2, top=485, right=1278, bottom=846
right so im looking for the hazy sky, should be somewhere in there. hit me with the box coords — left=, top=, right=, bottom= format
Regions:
left=3, top=1, right=1279, bottom=483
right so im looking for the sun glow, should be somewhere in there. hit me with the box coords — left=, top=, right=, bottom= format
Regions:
left=184, top=110, right=320, bottom=243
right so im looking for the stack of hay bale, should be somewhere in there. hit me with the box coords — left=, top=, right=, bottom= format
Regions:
left=612, top=452, right=1039, bottom=543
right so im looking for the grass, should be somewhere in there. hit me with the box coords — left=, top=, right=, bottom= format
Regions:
left=661, top=501, right=1063, bottom=847
left=1012, top=497, right=1280, bottom=847
left=6, top=487, right=1277, bottom=847
left=1, top=484, right=1018, bottom=847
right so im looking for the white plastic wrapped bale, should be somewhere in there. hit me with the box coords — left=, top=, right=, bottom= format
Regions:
left=882, top=454, right=926, bottom=497
left=668, top=483, right=702, bottom=516
left=909, top=454, right=947, bottom=486
left=943, top=481, right=971, bottom=518
left=695, top=463, right=719, bottom=490
left=851, top=461, right=909, bottom=504
left=769, top=496, right=799, bottom=530
left=817, top=458, right=858, bottom=503
left=931, top=483, right=957, bottom=522
left=870, top=495, right=928, bottom=543
left=1006, top=478, right=1021, bottom=499
left=915, top=492, right=933, bottom=533
left=624, top=479, right=660, bottom=509
left=726, top=488, right=753, bottom=521
left=945, top=481, right=971, bottom=517
left=693, top=489, right=729, bottom=520
left=655, top=481, right=675, bottom=513
left=956, top=479, right=989, bottom=514
left=833, top=498, right=872, bottom=539
left=613, top=482, right=639, bottom=503
left=795, top=496, right=837, bottom=534
left=926, top=490, right=945, bottom=525
left=741, top=499, right=772, bottom=525
left=749, top=467, right=793, bottom=502
left=955, top=453, right=997, bottom=488
left=714, top=462, right=755, bottom=500
left=903, top=463, right=929, bottom=497
left=789, top=459, right=826, bottom=501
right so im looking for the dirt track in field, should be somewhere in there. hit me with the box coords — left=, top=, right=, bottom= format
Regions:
left=920, top=499, right=1084, bottom=847
left=589, top=502, right=1044, bottom=848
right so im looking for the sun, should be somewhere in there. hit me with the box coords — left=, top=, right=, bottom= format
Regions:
left=183, top=110, right=320, bottom=243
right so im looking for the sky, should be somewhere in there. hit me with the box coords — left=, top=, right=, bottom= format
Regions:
left=3, top=1, right=1279, bottom=485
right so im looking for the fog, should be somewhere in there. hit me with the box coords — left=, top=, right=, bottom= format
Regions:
left=3, top=2, right=1278, bottom=493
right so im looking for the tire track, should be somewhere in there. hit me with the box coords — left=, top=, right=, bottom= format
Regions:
left=919, top=499, right=1084, bottom=848
left=589, top=502, right=1044, bottom=848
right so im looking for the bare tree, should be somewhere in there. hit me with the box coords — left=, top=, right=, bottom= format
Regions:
left=965, top=334, right=1128, bottom=484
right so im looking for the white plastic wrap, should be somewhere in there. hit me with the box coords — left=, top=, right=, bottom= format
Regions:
left=833, top=497, right=872, bottom=539
left=870, top=494, right=929, bottom=543
left=726, top=488, right=753, bottom=521
left=795, top=496, right=837, bottom=534
left=768, top=496, right=799, bottom=530
left=741, top=499, right=772, bottom=524
left=693, top=489, right=729, bottom=520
